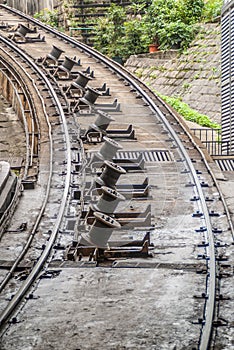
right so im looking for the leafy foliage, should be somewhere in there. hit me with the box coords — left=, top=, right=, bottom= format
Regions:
left=157, top=21, right=198, bottom=50
left=202, top=0, right=223, bottom=22
left=92, top=4, right=148, bottom=59
left=157, top=93, right=220, bottom=129
left=178, top=0, right=205, bottom=24
left=122, top=19, right=149, bottom=57
left=141, top=0, right=204, bottom=50
left=92, top=0, right=222, bottom=60
left=92, top=5, right=126, bottom=57
left=34, top=8, right=59, bottom=28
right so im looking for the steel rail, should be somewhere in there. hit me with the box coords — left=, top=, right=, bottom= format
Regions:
left=0, top=35, right=71, bottom=328
left=0, top=52, right=40, bottom=172
left=155, top=94, right=234, bottom=348
left=0, top=6, right=229, bottom=348
left=0, top=15, right=214, bottom=349
left=50, top=25, right=216, bottom=350
left=41, top=18, right=217, bottom=350
left=0, top=47, right=49, bottom=291
left=155, top=94, right=234, bottom=241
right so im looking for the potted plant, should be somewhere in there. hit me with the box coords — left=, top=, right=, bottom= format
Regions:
left=148, top=34, right=160, bottom=52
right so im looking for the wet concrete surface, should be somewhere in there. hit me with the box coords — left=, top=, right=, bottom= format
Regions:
left=0, top=267, right=203, bottom=350
left=0, top=18, right=233, bottom=349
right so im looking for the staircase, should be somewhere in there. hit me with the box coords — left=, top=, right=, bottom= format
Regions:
left=66, top=0, right=150, bottom=44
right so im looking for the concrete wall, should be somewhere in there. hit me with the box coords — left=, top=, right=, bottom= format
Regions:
left=0, top=0, right=58, bottom=15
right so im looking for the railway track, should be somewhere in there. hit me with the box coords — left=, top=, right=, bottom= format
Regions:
left=0, top=4, right=233, bottom=350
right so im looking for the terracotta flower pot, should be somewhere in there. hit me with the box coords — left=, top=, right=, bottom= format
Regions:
left=149, top=44, right=159, bottom=53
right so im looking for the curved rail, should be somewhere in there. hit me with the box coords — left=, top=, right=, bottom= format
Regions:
left=0, top=8, right=215, bottom=346
left=0, top=35, right=71, bottom=328
left=0, top=44, right=49, bottom=290
left=0, top=5, right=233, bottom=349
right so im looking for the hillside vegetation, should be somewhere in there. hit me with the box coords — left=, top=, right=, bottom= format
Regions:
left=91, top=0, right=222, bottom=60
left=125, top=21, right=221, bottom=126
left=34, top=1, right=223, bottom=128
left=34, top=1, right=222, bottom=61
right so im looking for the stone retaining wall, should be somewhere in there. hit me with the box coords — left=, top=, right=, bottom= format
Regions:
left=125, top=23, right=221, bottom=124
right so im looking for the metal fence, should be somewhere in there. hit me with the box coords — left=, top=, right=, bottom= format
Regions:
left=191, top=128, right=230, bottom=156
left=221, top=0, right=234, bottom=154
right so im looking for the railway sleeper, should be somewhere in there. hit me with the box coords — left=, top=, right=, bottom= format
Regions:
left=66, top=236, right=152, bottom=263
left=74, top=98, right=120, bottom=114
left=70, top=83, right=110, bottom=98
left=85, top=178, right=150, bottom=199
left=218, top=263, right=233, bottom=278
left=0, top=21, right=8, bottom=29
left=212, top=318, right=229, bottom=327
left=89, top=155, right=145, bottom=173
left=94, top=98, right=121, bottom=112
left=107, top=124, right=135, bottom=136
left=83, top=203, right=151, bottom=220
left=112, top=154, right=145, bottom=171
left=10, top=33, right=45, bottom=43
left=83, top=124, right=135, bottom=141
left=85, top=211, right=152, bottom=228
left=86, top=185, right=150, bottom=200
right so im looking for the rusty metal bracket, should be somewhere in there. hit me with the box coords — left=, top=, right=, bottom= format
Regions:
left=106, top=124, right=135, bottom=139
left=65, top=231, right=153, bottom=264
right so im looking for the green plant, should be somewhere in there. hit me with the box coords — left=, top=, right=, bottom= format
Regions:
left=150, top=72, right=158, bottom=79
left=34, top=8, right=59, bottom=27
left=135, top=68, right=144, bottom=78
left=182, top=82, right=192, bottom=90
left=157, top=65, right=167, bottom=72
left=202, top=0, right=222, bottom=22
left=141, top=0, right=178, bottom=45
left=92, top=4, right=149, bottom=60
left=156, top=92, right=220, bottom=129
left=140, top=0, right=203, bottom=50
left=91, top=0, right=219, bottom=60
left=193, top=73, right=200, bottom=79
left=92, top=17, right=115, bottom=56
left=92, top=4, right=127, bottom=58
left=121, top=19, right=149, bottom=58
left=157, top=20, right=197, bottom=50
left=177, top=0, right=204, bottom=24
left=127, top=1, right=147, bottom=16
